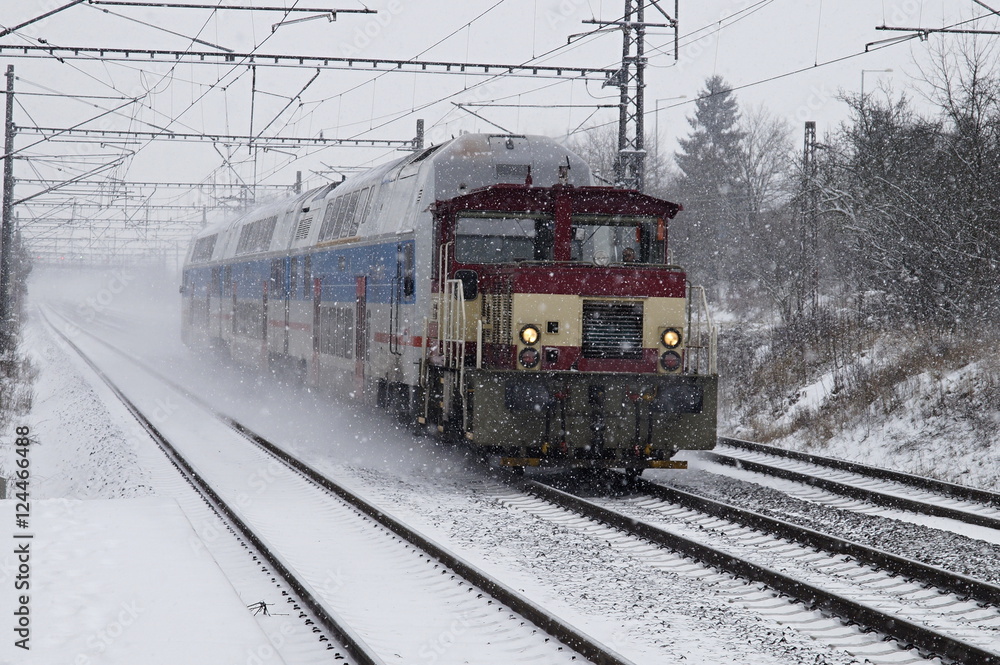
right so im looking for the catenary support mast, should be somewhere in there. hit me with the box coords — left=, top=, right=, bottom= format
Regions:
left=588, top=1, right=678, bottom=192
left=1, top=65, right=15, bottom=351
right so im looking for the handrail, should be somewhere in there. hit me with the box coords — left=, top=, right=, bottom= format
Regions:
left=434, top=241, right=470, bottom=430
left=685, top=284, right=717, bottom=375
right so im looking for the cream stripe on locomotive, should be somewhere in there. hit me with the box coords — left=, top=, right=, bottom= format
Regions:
left=462, top=292, right=688, bottom=372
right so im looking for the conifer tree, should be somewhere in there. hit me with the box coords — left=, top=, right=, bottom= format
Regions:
left=673, top=76, right=744, bottom=295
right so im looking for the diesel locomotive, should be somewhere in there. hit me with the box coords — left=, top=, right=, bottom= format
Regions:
left=181, top=133, right=717, bottom=475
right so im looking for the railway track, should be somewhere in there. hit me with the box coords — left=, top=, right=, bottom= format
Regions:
left=43, top=308, right=634, bottom=665
left=44, top=310, right=379, bottom=665
left=509, top=474, right=1000, bottom=664
left=705, top=437, right=1000, bottom=532
left=48, top=306, right=1000, bottom=663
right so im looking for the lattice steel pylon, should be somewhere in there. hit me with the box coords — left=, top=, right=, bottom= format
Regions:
left=614, top=0, right=646, bottom=191
left=593, top=1, right=677, bottom=192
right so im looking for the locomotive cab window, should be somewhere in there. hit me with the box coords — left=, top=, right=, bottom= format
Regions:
left=455, top=213, right=553, bottom=264
left=570, top=215, right=663, bottom=265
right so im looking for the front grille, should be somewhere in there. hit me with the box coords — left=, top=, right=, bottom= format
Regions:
left=582, top=301, right=644, bottom=359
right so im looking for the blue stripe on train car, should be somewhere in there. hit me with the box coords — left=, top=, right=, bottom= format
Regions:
left=182, top=239, right=415, bottom=306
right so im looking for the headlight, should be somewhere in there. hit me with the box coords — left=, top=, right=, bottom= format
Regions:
left=519, top=348, right=540, bottom=368
left=661, top=328, right=681, bottom=348
left=660, top=351, right=682, bottom=372
left=520, top=325, right=540, bottom=346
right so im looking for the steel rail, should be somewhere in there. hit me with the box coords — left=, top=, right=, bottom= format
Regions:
left=631, top=477, right=1000, bottom=606
left=704, top=450, right=1000, bottom=531
left=720, top=436, right=1000, bottom=508
left=42, top=311, right=386, bottom=665
left=50, top=306, right=1000, bottom=663
left=51, top=309, right=637, bottom=665
left=522, top=478, right=1000, bottom=665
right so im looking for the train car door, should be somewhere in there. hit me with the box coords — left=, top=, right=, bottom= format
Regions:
left=354, top=276, right=367, bottom=396
left=286, top=257, right=297, bottom=355
left=261, top=277, right=269, bottom=363
left=311, top=273, right=321, bottom=385
left=268, top=258, right=288, bottom=356
left=223, top=265, right=232, bottom=341
left=211, top=266, right=223, bottom=340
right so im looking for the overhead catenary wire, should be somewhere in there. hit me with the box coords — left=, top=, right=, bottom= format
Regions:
left=11, top=0, right=625, bottom=203
left=560, top=9, right=1000, bottom=142
left=82, top=2, right=235, bottom=52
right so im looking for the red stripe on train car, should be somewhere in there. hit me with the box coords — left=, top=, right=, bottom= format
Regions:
left=372, top=332, right=425, bottom=347
left=267, top=319, right=311, bottom=331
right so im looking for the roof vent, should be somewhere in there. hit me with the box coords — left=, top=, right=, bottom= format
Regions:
left=294, top=216, right=313, bottom=241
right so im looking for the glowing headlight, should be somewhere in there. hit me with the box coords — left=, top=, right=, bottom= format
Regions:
left=520, top=325, right=540, bottom=346
left=661, top=328, right=682, bottom=348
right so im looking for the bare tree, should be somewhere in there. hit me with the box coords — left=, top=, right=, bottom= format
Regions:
left=727, top=105, right=796, bottom=314
left=818, top=37, right=1000, bottom=331
left=565, top=124, right=618, bottom=186
left=565, top=123, right=680, bottom=196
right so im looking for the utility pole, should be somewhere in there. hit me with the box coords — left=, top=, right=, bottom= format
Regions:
left=249, top=64, right=257, bottom=205
left=799, top=121, right=819, bottom=317
left=588, top=1, right=677, bottom=192
left=414, top=118, right=425, bottom=150
left=1, top=65, right=16, bottom=352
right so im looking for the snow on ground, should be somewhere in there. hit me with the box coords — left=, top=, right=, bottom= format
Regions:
left=29, top=267, right=874, bottom=664
left=774, top=365, right=1000, bottom=490
left=9, top=265, right=991, bottom=665
left=0, top=271, right=309, bottom=665
left=0, top=499, right=286, bottom=665
left=725, top=323, right=1000, bottom=492
left=16, top=308, right=154, bottom=500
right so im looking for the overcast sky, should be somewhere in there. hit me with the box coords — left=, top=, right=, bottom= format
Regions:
left=2, top=1, right=997, bottom=211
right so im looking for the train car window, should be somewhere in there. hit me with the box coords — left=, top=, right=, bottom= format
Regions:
left=317, top=305, right=354, bottom=358
left=570, top=215, right=662, bottom=265
left=318, top=198, right=343, bottom=242
left=236, top=216, right=278, bottom=255
left=303, top=254, right=312, bottom=294
left=334, top=190, right=362, bottom=238
left=270, top=259, right=283, bottom=298
left=191, top=234, right=217, bottom=262
left=224, top=265, right=232, bottom=294
left=347, top=187, right=373, bottom=237
left=330, top=194, right=349, bottom=238
left=403, top=243, right=415, bottom=297
left=289, top=257, right=299, bottom=298
left=455, top=214, right=552, bottom=264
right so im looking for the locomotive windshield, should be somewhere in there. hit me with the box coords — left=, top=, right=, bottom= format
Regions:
left=455, top=213, right=554, bottom=263
left=453, top=211, right=664, bottom=265
left=570, top=215, right=664, bottom=265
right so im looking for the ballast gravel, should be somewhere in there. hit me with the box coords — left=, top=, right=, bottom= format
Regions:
left=342, top=466, right=865, bottom=665
left=653, top=468, right=1000, bottom=586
